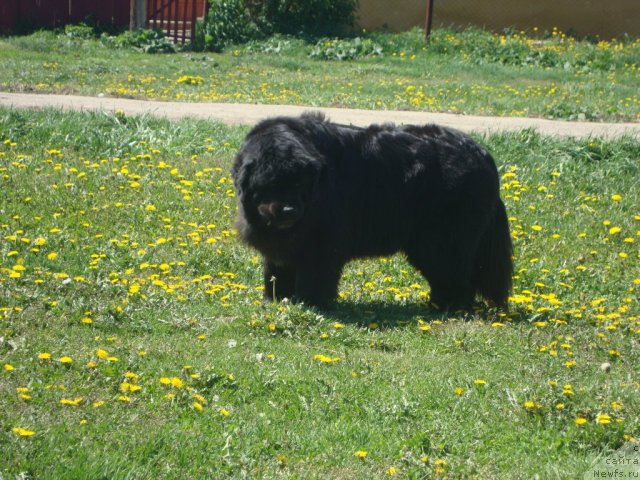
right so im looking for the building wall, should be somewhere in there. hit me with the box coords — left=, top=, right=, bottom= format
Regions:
left=357, top=0, right=640, bottom=38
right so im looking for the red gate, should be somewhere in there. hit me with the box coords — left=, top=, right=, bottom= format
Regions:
left=0, top=0, right=129, bottom=34
left=146, top=0, right=206, bottom=44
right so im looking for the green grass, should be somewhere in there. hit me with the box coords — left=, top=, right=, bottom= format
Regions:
left=1, top=108, right=639, bottom=479
left=0, top=27, right=639, bottom=121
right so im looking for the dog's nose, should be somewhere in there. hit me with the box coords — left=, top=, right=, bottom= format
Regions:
left=257, top=202, right=297, bottom=220
left=281, top=205, right=297, bottom=217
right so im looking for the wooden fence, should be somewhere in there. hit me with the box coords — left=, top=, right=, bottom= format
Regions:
left=0, top=0, right=129, bottom=33
left=0, top=0, right=207, bottom=43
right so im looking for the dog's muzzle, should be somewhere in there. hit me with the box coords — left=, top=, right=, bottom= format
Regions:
left=257, top=202, right=301, bottom=229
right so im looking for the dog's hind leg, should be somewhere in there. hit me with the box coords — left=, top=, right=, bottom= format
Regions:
left=405, top=213, right=487, bottom=311
left=406, top=245, right=475, bottom=311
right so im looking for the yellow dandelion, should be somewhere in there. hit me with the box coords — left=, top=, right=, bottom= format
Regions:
left=354, top=450, right=368, bottom=459
left=96, top=349, right=109, bottom=359
left=192, top=393, right=206, bottom=404
left=524, top=401, right=543, bottom=412
left=12, top=427, right=35, bottom=437
left=313, top=354, right=342, bottom=363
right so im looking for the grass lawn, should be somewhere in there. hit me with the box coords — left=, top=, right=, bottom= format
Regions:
left=0, top=27, right=639, bottom=122
left=1, top=108, right=638, bottom=478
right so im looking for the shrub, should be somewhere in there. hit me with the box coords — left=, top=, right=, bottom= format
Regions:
left=309, top=36, right=383, bottom=61
left=247, top=0, right=359, bottom=37
left=194, top=0, right=260, bottom=52
left=372, top=27, right=427, bottom=55
left=64, top=23, right=97, bottom=39
left=244, top=35, right=297, bottom=54
left=101, top=29, right=175, bottom=53
left=194, top=0, right=359, bottom=51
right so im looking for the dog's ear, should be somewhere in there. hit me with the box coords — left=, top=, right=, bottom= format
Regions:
left=232, top=150, right=254, bottom=195
left=301, top=111, right=327, bottom=124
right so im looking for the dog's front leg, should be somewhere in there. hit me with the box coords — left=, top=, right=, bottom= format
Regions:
left=293, top=261, right=344, bottom=309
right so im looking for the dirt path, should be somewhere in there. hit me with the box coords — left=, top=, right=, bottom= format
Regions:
left=1, top=92, right=639, bottom=139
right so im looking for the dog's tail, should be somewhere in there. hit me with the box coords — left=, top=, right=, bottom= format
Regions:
left=473, top=199, right=513, bottom=307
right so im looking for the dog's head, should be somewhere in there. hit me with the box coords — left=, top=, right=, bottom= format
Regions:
left=233, top=121, right=324, bottom=232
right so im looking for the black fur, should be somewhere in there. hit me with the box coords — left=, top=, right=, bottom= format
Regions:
left=232, top=113, right=513, bottom=310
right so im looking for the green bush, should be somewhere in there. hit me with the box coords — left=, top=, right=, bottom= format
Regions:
left=101, top=29, right=175, bottom=53
left=64, top=23, right=97, bottom=39
left=247, top=0, right=359, bottom=37
left=194, top=0, right=359, bottom=51
left=309, top=36, right=383, bottom=61
left=371, top=27, right=426, bottom=55
left=194, top=0, right=260, bottom=52
left=244, top=35, right=297, bottom=54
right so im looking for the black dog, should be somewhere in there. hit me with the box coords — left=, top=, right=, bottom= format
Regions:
left=233, top=113, right=512, bottom=310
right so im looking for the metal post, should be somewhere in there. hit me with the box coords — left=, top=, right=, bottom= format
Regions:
left=190, top=0, right=198, bottom=43
left=425, top=0, right=434, bottom=41
left=130, top=0, right=136, bottom=30
left=159, top=0, right=165, bottom=33
left=172, top=0, right=179, bottom=42
left=136, top=0, right=146, bottom=29
left=181, top=0, right=188, bottom=43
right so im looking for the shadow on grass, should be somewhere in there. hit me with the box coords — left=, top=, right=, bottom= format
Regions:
left=319, top=300, right=529, bottom=330
left=323, top=301, right=471, bottom=329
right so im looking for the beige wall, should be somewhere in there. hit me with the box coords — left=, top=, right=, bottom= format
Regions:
left=357, top=0, right=640, bottom=38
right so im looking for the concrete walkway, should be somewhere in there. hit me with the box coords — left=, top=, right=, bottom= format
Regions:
left=1, top=92, right=639, bottom=139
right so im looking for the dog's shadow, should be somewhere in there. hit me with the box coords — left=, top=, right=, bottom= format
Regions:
left=321, top=300, right=523, bottom=330
left=323, top=300, right=457, bottom=330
